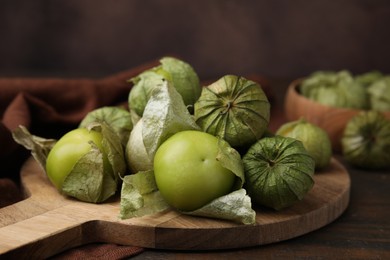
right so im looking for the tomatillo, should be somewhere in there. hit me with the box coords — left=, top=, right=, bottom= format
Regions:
left=46, top=128, right=112, bottom=190
left=153, top=130, right=236, bottom=211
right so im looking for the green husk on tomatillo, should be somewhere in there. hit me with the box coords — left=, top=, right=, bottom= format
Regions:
left=125, top=80, right=200, bottom=174
left=300, top=70, right=368, bottom=109
left=276, top=118, right=332, bottom=169
left=341, top=110, right=390, bottom=169
left=128, top=56, right=201, bottom=120
left=243, top=136, right=315, bottom=210
left=194, top=75, right=270, bottom=148
left=79, top=106, right=133, bottom=147
left=366, top=76, right=390, bottom=111
left=12, top=122, right=127, bottom=203
left=354, top=70, right=383, bottom=88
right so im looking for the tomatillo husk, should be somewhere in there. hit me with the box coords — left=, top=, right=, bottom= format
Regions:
left=79, top=106, right=133, bottom=147
left=341, top=110, right=390, bottom=169
left=367, top=76, right=390, bottom=111
left=194, top=75, right=270, bottom=148
left=300, top=70, right=368, bottom=109
left=276, top=118, right=332, bottom=169
left=243, top=136, right=315, bottom=210
left=128, top=56, right=201, bottom=118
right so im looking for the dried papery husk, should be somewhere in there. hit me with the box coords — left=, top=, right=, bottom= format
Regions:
left=125, top=81, right=199, bottom=174
left=125, top=118, right=153, bottom=174
left=243, top=136, right=315, bottom=210
left=128, top=56, right=201, bottom=118
left=341, top=110, right=390, bottom=169
left=159, top=57, right=201, bottom=112
left=79, top=106, right=133, bottom=148
left=194, top=75, right=270, bottom=148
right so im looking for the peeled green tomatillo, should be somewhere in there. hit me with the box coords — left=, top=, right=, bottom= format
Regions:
left=341, top=111, right=390, bottom=169
left=46, top=128, right=108, bottom=190
left=46, top=124, right=126, bottom=203
left=276, top=119, right=332, bottom=169
left=154, top=130, right=237, bottom=212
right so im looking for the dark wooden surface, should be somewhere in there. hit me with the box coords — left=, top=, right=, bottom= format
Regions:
left=129, top=79, right=390, bottom=259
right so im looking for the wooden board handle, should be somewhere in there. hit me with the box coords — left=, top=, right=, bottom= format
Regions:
left=0, top=201, right=158, bottom=258
left=0, top=158, right=96, bottom=257
left=0, top=205, right=88, bottom=257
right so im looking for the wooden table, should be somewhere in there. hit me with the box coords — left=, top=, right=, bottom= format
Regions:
left=129, top=79, right=390, bottom=259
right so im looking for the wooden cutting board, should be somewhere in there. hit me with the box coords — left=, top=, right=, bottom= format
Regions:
left=0, top=156, right=350, bottom=258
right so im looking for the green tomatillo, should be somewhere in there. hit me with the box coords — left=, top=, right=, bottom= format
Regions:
left=300, top=70, right=368, bottom=109
left=79, top=106, right=133, bottom=148
left=153, top=130, right=238, bottom=212
left=45, top=123, right=126, bottom=203
left=194, top=75, right=270, bottom=149
left=276, top=118, right=332, bottom=169
left=341, top=110, right=390, bottom=169
left=243, top=136, right=315, bottom=210
left=128, top=56, right=201, bottom=119
left=46, top=128, right=109, bottom=190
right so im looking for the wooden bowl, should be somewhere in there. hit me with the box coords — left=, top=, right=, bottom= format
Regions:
left=284, top=78, right=390, bottom=152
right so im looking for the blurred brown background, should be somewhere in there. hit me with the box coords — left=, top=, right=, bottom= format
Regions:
left=1, top=0, right=390, bottom=79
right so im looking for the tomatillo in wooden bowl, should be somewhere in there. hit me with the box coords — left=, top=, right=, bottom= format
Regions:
left=284, top=79, right=390, bottom=152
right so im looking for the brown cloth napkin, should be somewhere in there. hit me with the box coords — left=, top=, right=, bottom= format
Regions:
left=0, top=58, right=272, bottom=258
left=0, top=60, right=158, bottom=258
left=0, top=60, right=158, bottom=180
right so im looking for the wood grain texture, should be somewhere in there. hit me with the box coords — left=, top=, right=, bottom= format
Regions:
left=0, top=156, right=350, bottom=258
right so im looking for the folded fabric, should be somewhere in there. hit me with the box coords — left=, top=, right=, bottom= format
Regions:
left=0, top=60, right=158, bottom=180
